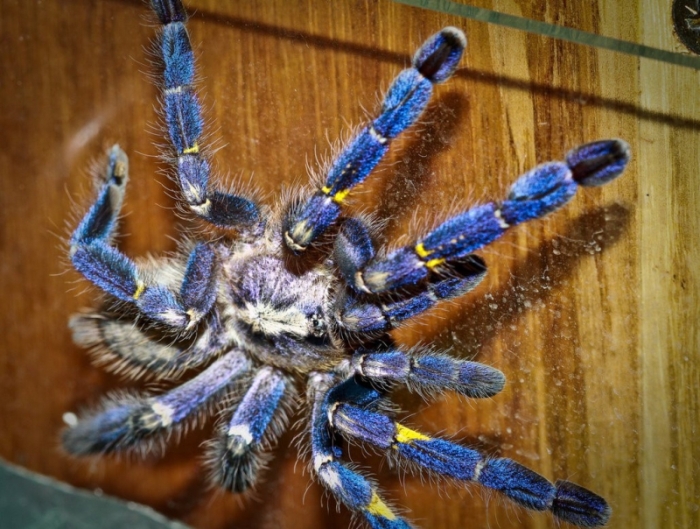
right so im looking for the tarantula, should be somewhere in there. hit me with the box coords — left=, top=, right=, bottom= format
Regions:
left=63, top=1, right=630, bottom=527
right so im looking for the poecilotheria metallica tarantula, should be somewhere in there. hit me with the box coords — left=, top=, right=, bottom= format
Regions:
left=63, top=1, right=630, bottom=527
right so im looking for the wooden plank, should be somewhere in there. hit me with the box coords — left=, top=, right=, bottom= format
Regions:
left=0, top=1, right=697, bottom=528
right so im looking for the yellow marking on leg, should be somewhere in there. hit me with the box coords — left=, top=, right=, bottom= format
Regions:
left=395, top=423, right=430, bottom=444
left=414, top=242, right=432, bottom=258
left=113, top=161, right=127, bottom=179
left=331, top=188, right=350, bottom=203
left=366, top=491, right=396, bottom=520
left=183, top=142, right=199, bottom=154
left=426, top=257, right=446, bottom=269
left=320, top=186, right=350, bottom=204
left=133, top=281, right=146, bottom=300
left=321, top=186, right=350, bottom=204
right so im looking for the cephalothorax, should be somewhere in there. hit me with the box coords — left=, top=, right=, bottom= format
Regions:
left=64, top=1, right=630, bottom=527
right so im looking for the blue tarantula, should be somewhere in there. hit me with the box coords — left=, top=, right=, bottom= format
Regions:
left=63, top=1, right=630, bottom=528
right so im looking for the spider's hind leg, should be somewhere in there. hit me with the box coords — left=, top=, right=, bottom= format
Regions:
left=151, top=0, right=262, bottom=232
left=69, top=309, right=231, bottom=379
left=308, top=374, right=411, bottom=529
left=350, top=346, right=505, bottom=400
left=329, top=386, right=610, bottom=527
left=63, top=349, right=250, bottom=455
left=208, top=366, right=294, bottom=493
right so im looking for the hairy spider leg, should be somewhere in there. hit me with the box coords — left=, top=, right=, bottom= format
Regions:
left=71, top=168, right=216, bottom=329
left=283, top=27, right=467, bottom=252
left=334, top=217, right=487, bottom=334
left=339, top=257, right=487, bottom=334
left=63, top=350, right=250, bottom=455
left=70, top=146, right=219, bottom=330
left=308, top=374, right=410, bottom=529
left=69, top=311, right=233, bottom=380
left=331, top=404, right=611, bottom=527
left=152, top=0, right=262, bottom=230
left=210, top=366, right=293, bottom=493
left=350, top=347, right=505, bottom=399
left=355, top=139, right=630, bottom=294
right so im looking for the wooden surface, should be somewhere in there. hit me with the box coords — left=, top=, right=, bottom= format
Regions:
left=1, top=1, right=698, bottom=528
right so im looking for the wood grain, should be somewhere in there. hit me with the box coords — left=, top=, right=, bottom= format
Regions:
left=1, top=1, right=698, bottom=528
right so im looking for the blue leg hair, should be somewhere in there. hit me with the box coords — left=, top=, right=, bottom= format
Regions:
left=69, top=310, right=233, bottom=379
left=350, top=347, right=505, bottom=399
left=308, top=374, right=411, bottom=529
left=338, top=256, right=486, bottom=334
left=356, top=139, right=631, bottom=293
left=71, top=147, right=219, bottom=330
left=329, top=404, right=611, bottom=527
left=63, top=350, right=250, bottom=454
left=334, top=217, right=377, bottom=288
left=211, top=367, right=290, bottom=492
left=151, top=0, right=261, bottom=230
left=283, top=28, right=467, bottom=252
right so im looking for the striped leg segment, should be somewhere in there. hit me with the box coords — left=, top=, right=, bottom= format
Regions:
left=308, top=374, right=410, bottom=529
left=210, top=367, right=292, bottom=493
left=330, top=406, right=611, bottom=527
left=283, top=28, right=467, bottom=252
left=69, top=310, right=233, bottom=379
left=63, top=350, right=250, bottom=455
left=338, top=256, right=486, bottom=334
left=351, top=347, right=504, bottom=399
left=152, top=0, right=262, bottom=231
left=357, top=139, right=631, bottom=294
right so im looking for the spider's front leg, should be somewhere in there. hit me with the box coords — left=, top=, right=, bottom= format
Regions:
left=328, top=374, right=610, bottom=528
left=351, top=140, right=630, bottom=294
left=152, top=0, right=262, bottom=232
left=283, top=27, right=466, bottom=251
left=70, top=146, right=217, bottom=331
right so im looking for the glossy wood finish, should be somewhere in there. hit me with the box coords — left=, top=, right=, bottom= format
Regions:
left=1, top=1, right=698, bottom=528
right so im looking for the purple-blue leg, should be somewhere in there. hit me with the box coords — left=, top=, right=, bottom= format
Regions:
left=350, top=347, right=504, bottom=399
left=334, top=217, right=488, bottom=334
left=333, top=217, right=377, bottom=288
left=69, top=310, right=233, bottom=379
left=210, top=367, right=292, bottom=493
left=338, top=256, right=486, bottom=334
left=330, top=405, right=610, bottom=527
left=63, top=350, right=250, bottom=455
left=151, top=0, right=262, bottom=231
left=308, top=374, right=411, bottom=529
left=357, top=139, right=630, bottom=293
left=283, top=28, right=466, bottom=252
left=70, top=147, right=218, bottom=330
